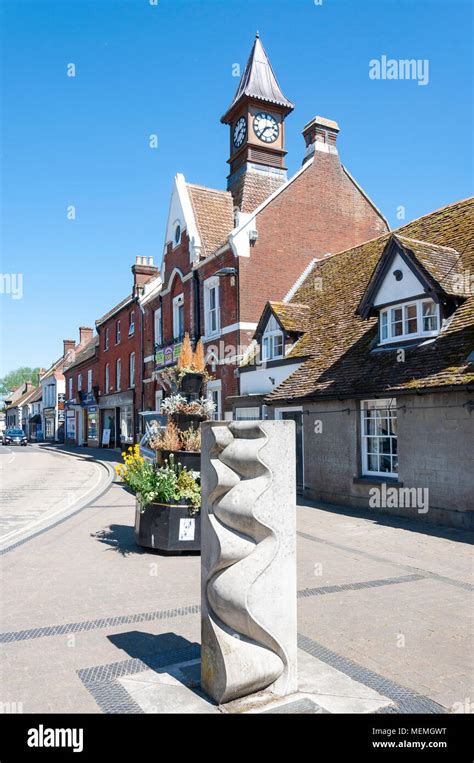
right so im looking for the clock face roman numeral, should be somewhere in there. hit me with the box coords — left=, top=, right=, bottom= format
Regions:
left=233, top=117, right=247, bottom=148
left=253, top=112, right=279, bottom=143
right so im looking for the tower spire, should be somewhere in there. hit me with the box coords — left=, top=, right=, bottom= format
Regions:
left=221, top=34, right=294, bottom=124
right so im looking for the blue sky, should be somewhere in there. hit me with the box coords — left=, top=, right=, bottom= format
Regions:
left=1, top=0, right=472, bottom=376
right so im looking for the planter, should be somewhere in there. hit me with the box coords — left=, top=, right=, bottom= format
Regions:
left=171, top=412, right=206, bottom=431
left=161, top=449, right=200, bottom=472
left=134, top=498, right=201, bottom=553
left=178, top=372, right=204, bottom=396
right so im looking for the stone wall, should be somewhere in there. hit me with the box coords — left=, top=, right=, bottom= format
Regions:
left=298, top=391, right=474, bottom=529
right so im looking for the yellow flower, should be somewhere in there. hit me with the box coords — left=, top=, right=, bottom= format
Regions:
left=128, top=446, right=133, bottom=452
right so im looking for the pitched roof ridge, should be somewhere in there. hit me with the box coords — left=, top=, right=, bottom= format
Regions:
left=186, top=182, right=231, bottom=196
left=394, top=234, right=460, bottom=253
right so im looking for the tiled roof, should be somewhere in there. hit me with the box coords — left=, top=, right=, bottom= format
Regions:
left=5, top=384, right=38, bottom=410
left=96, top=294, right=134, bottom=327
left=221, top=34, right=294, bottom=121
left=394, top=235, right=466, bottom=296
left=187, top=184, right=234, bottom=257
left=265, top=197, right=474, bottom=402
left=28, top=386, right=42, bottom=403
left=64, top=336, right=99, bottom=372
left=267, top=302, right=310, bottom=333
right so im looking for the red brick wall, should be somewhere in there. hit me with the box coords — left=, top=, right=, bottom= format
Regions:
left=239, top=151, right=388, bottom=323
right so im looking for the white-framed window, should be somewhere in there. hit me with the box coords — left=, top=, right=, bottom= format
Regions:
left=87, top=369, right=92, bottom=393
left=207, top=380, right=222, bottom=420
left=105, top=364, right=110, bottom=393
left=129, top=352, right=136, bottom=388
left=361, top=398, right=398, bottom=478
left=129, top=311, right=135, bottom=337
left=116, top=359, right=121, bottom=391
left=379, top=299, right=439, bottom=344
left=154, top=308, right=162, bottom=346
left=173, top=294, right=185, bottom=339
left=235, top=406, right=260, bottom=420
left=68, top=378, right=73, bottom=400
left=104, top=328, right=109, bottom=351
left=261, top=316, right=284, bottom=361
left=204, top=277, right=220, bottom=337
left=174, top=222, right=181, bottom=246
left=116, top=320, right=121, bottom=344
left=77, top=373, right=82, bottom=392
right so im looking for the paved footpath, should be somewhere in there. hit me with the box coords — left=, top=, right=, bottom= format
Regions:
left=0, top=445, right=472, bottom=713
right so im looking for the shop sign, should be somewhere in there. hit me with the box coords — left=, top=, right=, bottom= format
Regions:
left=155, top=342, right=182, bottom=369
left=57, top=393, right=65, bottom=422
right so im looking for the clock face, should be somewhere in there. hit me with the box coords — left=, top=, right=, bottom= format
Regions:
left=233, top=116, right=247, bottom=148
left=253, top=112, right=279, bottom=143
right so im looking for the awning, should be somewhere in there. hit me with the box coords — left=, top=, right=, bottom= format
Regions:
left=29, top=414, right=41, bottom=423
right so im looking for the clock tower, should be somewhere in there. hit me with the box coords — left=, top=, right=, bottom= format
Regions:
left=221, top=33, right=294, bottom=213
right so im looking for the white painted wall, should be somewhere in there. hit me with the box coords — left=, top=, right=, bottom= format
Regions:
left=373, top=253, right=425, bottom=306
left=240, top=361, right=302, bottom=395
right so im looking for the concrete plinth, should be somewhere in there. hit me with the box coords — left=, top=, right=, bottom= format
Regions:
left=116, top=650, right=393, bottom=714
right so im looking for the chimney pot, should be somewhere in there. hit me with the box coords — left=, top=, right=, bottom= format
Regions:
left=63, top=339, right=76, bottom=357
left=79, top=326, right=93, bottom=345
left=302, top=116, right=340, bottom=163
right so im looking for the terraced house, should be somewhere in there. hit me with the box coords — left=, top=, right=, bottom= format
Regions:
left=234, top=198, right=474, bottom=529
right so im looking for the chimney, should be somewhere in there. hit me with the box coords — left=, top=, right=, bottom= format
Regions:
left=302, top=116, right=339, bottom=163
left=63, top=339, right=76, bottom=357
left=79, top=326, right=93, bottom=345
left=132, top=255, right=159, bottom=296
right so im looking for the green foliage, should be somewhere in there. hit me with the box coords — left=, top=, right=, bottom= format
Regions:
left=116, top=449, right=201, bottom=513
left=0, top=367, right=40, bottom=397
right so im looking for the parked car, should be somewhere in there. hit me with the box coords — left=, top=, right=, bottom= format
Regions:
left=3, top=428, right=28, bottom=446
left=138, top=411, right=167, bottom=463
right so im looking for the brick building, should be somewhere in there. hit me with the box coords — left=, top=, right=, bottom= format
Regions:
left=95, top=257, right=159, bottom=447
left=140, top=33, right=388, bottom=418
left=64, top=331, right=100, bottom=446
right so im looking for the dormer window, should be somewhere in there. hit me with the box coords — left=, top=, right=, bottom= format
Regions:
left=379, top=298, right=439, bottom=344
left=261, top=316, right=284, bottom=360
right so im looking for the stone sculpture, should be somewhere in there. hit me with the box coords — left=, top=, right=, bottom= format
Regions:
left=200, top=420, right=297, bottom=704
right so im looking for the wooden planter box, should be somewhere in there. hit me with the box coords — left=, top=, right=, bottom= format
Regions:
left=134, top=498, right=201, bottom=554
left=161, top=449, right=200, bottom=472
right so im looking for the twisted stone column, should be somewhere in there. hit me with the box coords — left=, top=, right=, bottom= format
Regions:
left=201, top=420, right=297, bottom=704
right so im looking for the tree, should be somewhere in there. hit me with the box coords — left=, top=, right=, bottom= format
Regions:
left=0, top=367, right=40, bottom=398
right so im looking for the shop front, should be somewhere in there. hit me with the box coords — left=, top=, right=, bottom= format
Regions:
left=29, top=414, right=42, bottom=442
left=43, top=408, right=56, bottom=441
left=99, top=390, right=135, bottom=449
